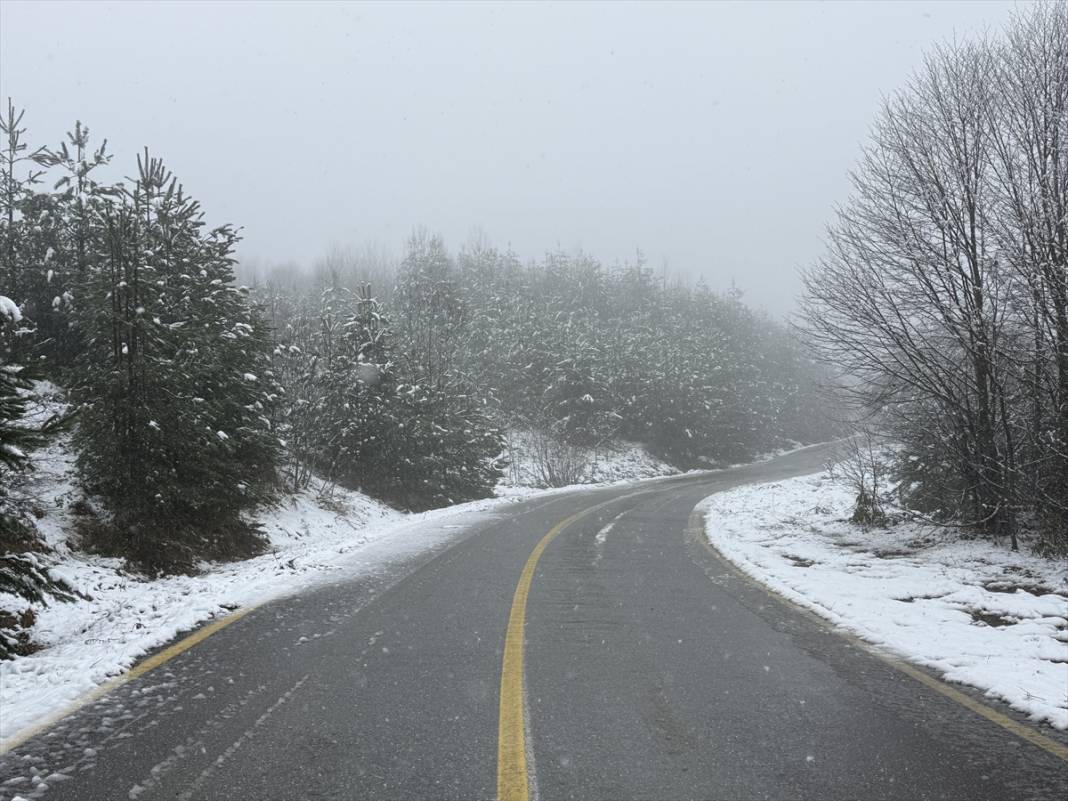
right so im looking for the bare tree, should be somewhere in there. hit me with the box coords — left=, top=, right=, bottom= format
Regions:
left=802, top=9, right=1068, bottom=553
left=988, top=3, right=1068, bottom=545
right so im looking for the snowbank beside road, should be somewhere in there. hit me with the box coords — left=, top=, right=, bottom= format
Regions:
left=0, top=427, right=688, bottom=746
left=0, top=449, right=541, bottom=745
left=701, top=472, right=1068, bottom=730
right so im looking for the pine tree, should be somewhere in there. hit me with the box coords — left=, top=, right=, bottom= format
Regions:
left=72, top=151, right=279, bottom=573
left=27, top=121, right=117, bottom=369
left=396, top=231, right=463, bottom=390
left=0, top=297, right=38, bottom=475
left=0, top=100, right=47, bottom=310
left=1, top=296, right=75, bottom=659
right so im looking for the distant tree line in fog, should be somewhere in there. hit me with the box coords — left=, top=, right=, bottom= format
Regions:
left=802, top=4, right=1068, bottom=555
left=255, top=232, right=834, bottom=491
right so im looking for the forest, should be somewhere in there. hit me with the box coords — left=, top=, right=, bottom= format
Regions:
left=0, top=107, right=832, bottom=596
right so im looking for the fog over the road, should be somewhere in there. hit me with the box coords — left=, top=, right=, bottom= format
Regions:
left=0, top=0, right=1026, bottom=315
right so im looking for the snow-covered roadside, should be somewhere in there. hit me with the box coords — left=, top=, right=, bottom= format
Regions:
left=0, top=429, right=689, bottom=746
left=498, top=430, right=681, bottom=489
left=496, top=430, right=806, bottom=490
left=0, top=469, right=544, bottom=746
left=700, top=472, right=1068, bottom=730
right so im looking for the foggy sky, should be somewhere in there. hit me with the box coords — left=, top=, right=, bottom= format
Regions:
left=0, top=0, right=1029, bottom=316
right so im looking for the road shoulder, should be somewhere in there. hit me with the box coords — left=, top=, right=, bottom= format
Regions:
left=690, top=471, right=1068, bottom=744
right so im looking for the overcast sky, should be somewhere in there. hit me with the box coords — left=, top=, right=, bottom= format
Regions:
left=0, top=0, right=1029, bottom=316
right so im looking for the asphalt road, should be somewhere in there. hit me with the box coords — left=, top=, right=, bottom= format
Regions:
left=2, top=443, right=1066, bottom=800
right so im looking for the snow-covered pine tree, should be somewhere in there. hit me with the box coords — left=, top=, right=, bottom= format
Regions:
left=0, top=99, right=58, bottom=388
left=391, top=234, right=504, bottom=509
left=0, top=295, right=76, bottom=658
left=0, top=104, right=62, bottom=604
left=0, top=101, right=47, bottom=312
left=319, top=286, right=401, bottom=490
left=363, top=380, right=503, bottom=511
left=269, top=287, right=338, bottom=491
left=269, top=277, right=502, bottom=510
left=72, top=151, right=279, bottom=573
left=26, top=121, right=117, bottom=369
left=396, top=231, right=463, bottom=391
left=0, top=297, right=38, bottom=476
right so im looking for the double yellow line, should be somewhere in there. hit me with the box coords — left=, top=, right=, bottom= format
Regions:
left=496, top=507, right=592, bottom=801
left=496, top=493, right=647, bottom=801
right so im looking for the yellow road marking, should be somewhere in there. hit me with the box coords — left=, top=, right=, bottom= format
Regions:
left=688, top=505, right=1068, bottom=765
left=891, top=659, right=1068, bottom=762
left=497, top=509, right=587, bottom=801
left=497, top=493, right=650, bottom=801
left=0, top=606, right=254, bottom=755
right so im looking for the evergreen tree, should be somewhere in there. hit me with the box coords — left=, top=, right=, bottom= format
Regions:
left=72, top=151, right=279, bottom=573
left=273, top=280, right=503, bottom=511
left=27, top=121, right=117, bottom=369
left=0, top=297, right=38, bottom=475
left=396, top=231, right=463, bottom=390
left=0, top=100, right=47, bottom=310
left=0, top=297, right=75, bottom=658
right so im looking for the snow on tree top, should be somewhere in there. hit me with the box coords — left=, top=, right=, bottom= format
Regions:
left=0, top=295, right=23, bottom=323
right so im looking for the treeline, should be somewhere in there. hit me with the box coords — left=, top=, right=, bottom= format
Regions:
left=1, top=104, right=831, bottom=579
left=802, top=4, right=1068, bottom=555
left=256, top=233, right=834, bottom=476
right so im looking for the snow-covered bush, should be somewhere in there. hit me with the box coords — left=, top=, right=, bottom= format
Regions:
left=521, top=426, right=590, bottom=488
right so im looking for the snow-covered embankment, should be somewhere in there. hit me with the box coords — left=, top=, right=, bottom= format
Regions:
left=700, top=472, right=1068, bottom=730
left=0, top=432, right=680, bottom=746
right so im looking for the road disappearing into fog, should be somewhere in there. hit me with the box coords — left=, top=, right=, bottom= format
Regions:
left=2, top=443, right=1066, bottom=801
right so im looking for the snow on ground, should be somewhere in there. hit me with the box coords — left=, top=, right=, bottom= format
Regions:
left=579, top=442, right=680, bottom=483
left=0, top=438, right=549, bottom=745
left=499, top=430, right=680, bottom=488
left=0, top=418, right=689, bottom=746
left=700, top=471, right=1068, bottom=730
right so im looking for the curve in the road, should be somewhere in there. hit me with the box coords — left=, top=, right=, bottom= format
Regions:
left=1, top=443, right=1066, bottom=801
